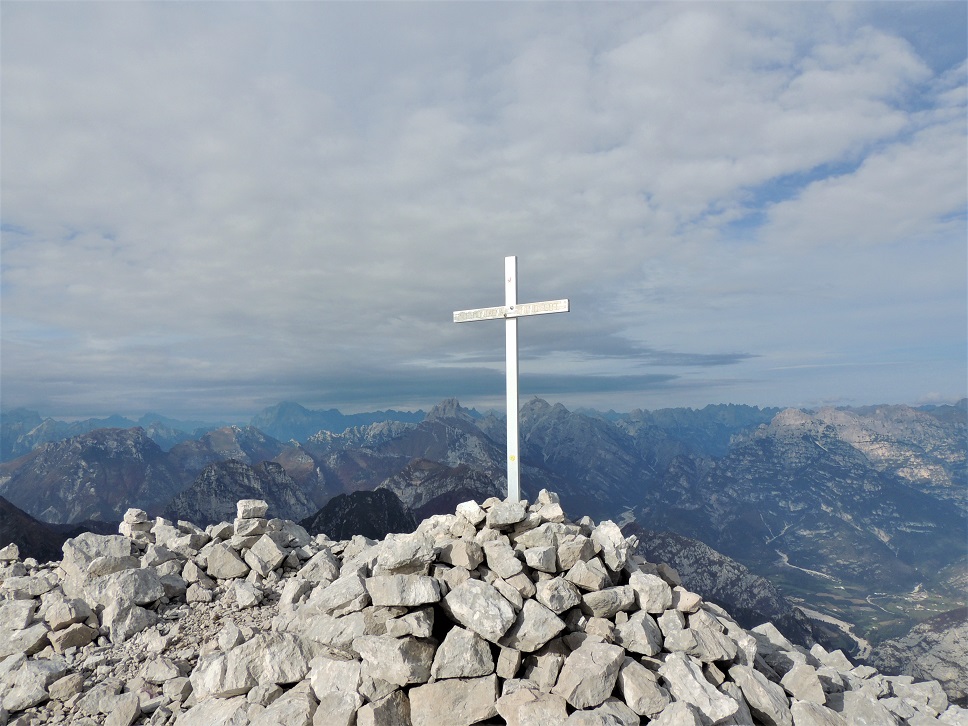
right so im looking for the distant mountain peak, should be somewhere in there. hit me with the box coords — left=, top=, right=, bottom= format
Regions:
left=521, top=397, right=553, bottom=414
left=426, top=398, right=476, bottom=423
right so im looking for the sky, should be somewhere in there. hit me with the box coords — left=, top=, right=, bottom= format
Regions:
left=1, top=1, right=966, bottom=421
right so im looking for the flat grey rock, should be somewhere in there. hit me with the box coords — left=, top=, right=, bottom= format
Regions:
left=366, top=574, right=441, bottom=607
left=409, top=674, right=499, bottom=726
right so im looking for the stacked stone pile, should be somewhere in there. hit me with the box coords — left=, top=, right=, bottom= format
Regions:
left=1, top=492, right=965, bottom=726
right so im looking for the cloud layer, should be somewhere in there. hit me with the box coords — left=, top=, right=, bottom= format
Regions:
left=2, top=2, right=965, bottom=419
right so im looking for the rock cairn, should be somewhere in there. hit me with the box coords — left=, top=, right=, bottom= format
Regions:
left=1, top=492, right=965, bottom=726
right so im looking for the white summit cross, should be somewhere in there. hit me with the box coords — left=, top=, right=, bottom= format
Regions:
left=453, top=255, right=569, bottom=502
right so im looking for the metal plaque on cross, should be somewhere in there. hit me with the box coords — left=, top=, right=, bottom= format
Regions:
left=453, top=255, right=570, bottom=502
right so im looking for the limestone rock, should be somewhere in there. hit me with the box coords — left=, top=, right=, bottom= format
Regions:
left=496, top=685, right=569, bottom=726
left=523, top=545, right=557, bottom=573
left=85, top=567, right=165, bottom=608
left=629, top=571, right=672, bottom=615
left=374, top=533, right=437, bottom=575
left=44, top=597, right=93, bottom=631
left=205, top=543, right=250, bottom=580
left=233, top=580, right=263, bottom=609
left=660, top=651, right=739, bottom=724
left=558, top=535, right=596, bottom=571
left=189, top=651, right=257, bottom=700
left=61, top=533, right=132, bottom=587
left=103, top=601, right=159, bottom=643
left=386, top=606, right=434, bottom=638
left=552, top=641, right=626, bottom=709
left=0, top=543, right=21, bottom=561
left=581, top=585, right=635, bottom=619
left=309, top=653, right=361, bottom=699
left=729, top=663, right=793, bottom=726
left=790, top=701, right=849, bottom=725
left=442, top=578, right=516, bottom=642
left=2, top=679, right=49, bottom=713
left=310, top=573, right=370, bottom=616
left=617, top=656, right=670, bottom=717
left=521, top=638, right=569, bottom=690
left=487, top=500, right=528, bottom=529
left=248, top=689, right=317, bottom=726
left=409, top=674, right=499, bottom=726
left=366, top=574, right=441, bottom=607
left=353, top=635, right=436, bottom=686
left=614, top=611, right=662, bottom=656
left=172, top=694, right=249, bottom=726
left=571, top=697, right=640, bottom=725
left=235, top=632, right=318, bottom=686
left=314, top=691, right=364, bottom=726
left=237, top=499, right=270, bottom=519
left=565, top=557, right=609, bottom=592
left=1, top=492, right=956, bottom=726
left=356, top=689, right=410, bottom=726
left=47, top=622, right=97, bottom=652
left=0, top=621, right=49, bottom=658
left=781, top=663, right=826, bottom=705
left=535, top=576, right=582, bottom=614
left=0, top=599, right=37, bottom=632
left=650, top=701, right=705, bottom=726
left=430, top=626, right=494, bottom=680
left=103, top=692, right=141, bottom=726
left=438, top=539, right=484, bottom=570
left=840, top=690, right=901, bottom=725
left=297, top=548, right=340, bottom=584
left=244, top=534, right=288, bottom=576
left=484, top=540, right=525, bottom=579
left=590, top=520, right=630, bottom=571
left=498, top=598, right=567, bottom=653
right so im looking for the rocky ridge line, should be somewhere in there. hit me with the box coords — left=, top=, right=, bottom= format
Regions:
left=0, top=493, right=964, bottom=726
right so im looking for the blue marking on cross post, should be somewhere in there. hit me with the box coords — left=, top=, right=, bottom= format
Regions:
left=453, top=256, right=570, bottom=502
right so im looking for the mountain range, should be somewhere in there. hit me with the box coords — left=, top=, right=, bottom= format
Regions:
left=0, top=396, right=964, bottom=684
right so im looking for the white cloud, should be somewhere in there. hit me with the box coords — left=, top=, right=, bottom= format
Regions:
left=1, top=2, right=964, bottom=417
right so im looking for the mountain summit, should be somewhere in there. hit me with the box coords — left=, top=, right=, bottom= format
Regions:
left=0, top=492, right=962, bottom=724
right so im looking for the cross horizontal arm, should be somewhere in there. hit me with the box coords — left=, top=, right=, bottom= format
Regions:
left=453, top=298, right=569, bottom=323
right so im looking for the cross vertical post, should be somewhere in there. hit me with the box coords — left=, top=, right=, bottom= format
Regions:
left=505, top=256, right=520, bottom=502
left=453, top=255, right=569, bottom=502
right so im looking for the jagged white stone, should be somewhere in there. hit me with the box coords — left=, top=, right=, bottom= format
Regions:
left=728, top=663, right=793, bottom=726
left=430, top=626, right=494, bottom=680
left=614, top=610, right=663, bottom=656
left=205, top=543, right=250, bottom=580
left=617, top=656, right=671, bottom=717
left=498, top=598, right=567, bottom=653
left=659, top=651, right=739, bottom=723
left=441, top=578, right=516, bottom=643
left=781, top=663, right=826, bottom=704
left=352, top=635, right=435, bottom=686
left=356, top=689, right=410, bottom=726
left=552, top=640, right=625, bottom=709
